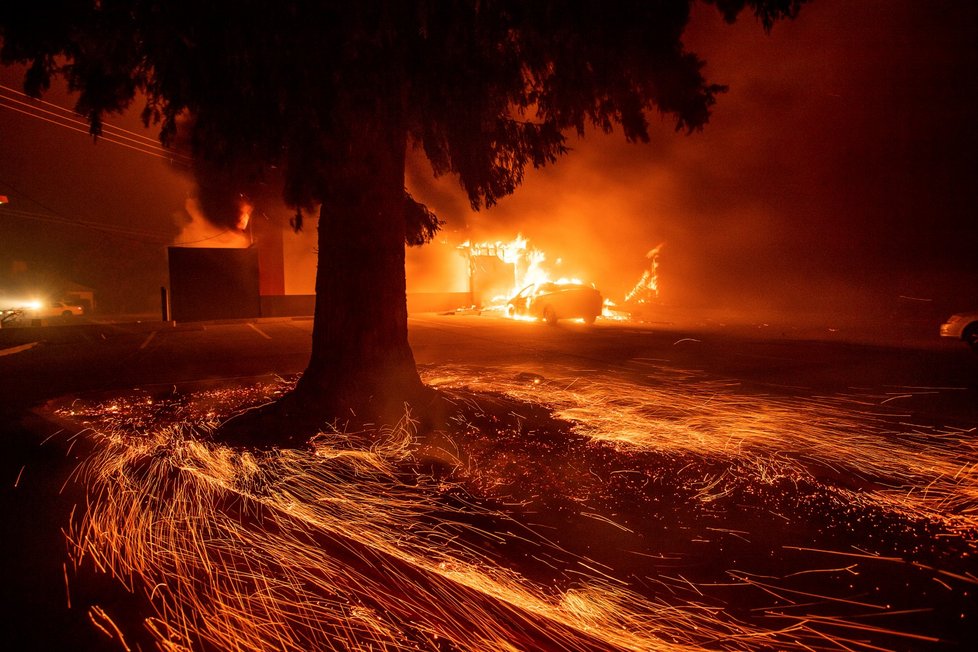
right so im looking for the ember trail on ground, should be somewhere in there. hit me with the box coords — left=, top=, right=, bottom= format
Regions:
left=47, top=354, right=976, bottom=651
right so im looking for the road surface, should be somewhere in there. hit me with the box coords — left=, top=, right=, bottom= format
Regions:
left=2, top=313, right=975, bottom=417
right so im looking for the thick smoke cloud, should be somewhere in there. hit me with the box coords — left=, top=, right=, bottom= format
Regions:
left=408, top=0, right=978, bottom=326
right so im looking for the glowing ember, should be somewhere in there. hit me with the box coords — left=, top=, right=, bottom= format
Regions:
left=48, top=362, right=976, bottom=651
left=68, top=416, right=765, bottom=651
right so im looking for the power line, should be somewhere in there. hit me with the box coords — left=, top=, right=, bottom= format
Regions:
left=0, top=98, right=184, bottom=164
left=0, top=82, right=187, bottom=153
left=0, top=205, right=173, bottom=241
left=0, top=87, right=246, bottom=247
left=0, top=182, right=244, bottom=247
left=0, top=83, right=164, bottom=146
left=172, top=229, right=241, bottom=246
left=0, top=85, right=192, bottom=166
left=1, top=201, right=245, bottom=247
left=0, top=206, right=178, bottom=245
left=0, top=97, right=185, bottom=161
left=0, top=176, right=178, bottom=244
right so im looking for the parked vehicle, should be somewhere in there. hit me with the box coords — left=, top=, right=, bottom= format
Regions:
left=940, top=310, right=978, bottom=351
left=506, top=281, right=603, bottom=325
left=28, top=300, right=85, bottom=318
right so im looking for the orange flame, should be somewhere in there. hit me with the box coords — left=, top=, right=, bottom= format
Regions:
left=236, top=200, right=253, bottom=232
left=174, top=197, right=250, bottom=248
left=462, top=235, right=585, bottom=308
left=624, top=243, right=664, bottom=305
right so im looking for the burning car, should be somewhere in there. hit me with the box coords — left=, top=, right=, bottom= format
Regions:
left=506, top=281, right=603, bottom=325
left=940, top=310, right=978, bottom=351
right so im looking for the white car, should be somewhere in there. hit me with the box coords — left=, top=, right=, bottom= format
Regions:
left=29, top=300, right=85, bottom=318
left=940, top=311, right=978, bottom=351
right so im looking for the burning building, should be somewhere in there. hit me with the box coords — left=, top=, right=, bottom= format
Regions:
left=167, top=198, right=317, bottom=322
left=459, top=235, right=577, bottom=310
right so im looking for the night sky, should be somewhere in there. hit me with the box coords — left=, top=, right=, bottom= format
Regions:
left=2, top=0, right=976, bottom=322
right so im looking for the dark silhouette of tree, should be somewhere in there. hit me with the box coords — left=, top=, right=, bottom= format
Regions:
left=0, top=1, right=804, bottom=436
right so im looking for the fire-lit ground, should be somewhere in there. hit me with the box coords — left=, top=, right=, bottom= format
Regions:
left=40, top=344, right=976, bottom=651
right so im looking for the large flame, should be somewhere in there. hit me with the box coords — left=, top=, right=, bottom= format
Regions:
left=623, top=243, right=664, bottom=305
left=460, top=235, right=664, bottom=323
left=236, top=199, right=253, bottom=232
left=461, top=235, right=585, bottom=309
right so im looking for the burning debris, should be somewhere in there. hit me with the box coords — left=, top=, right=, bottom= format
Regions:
left=455, top=235, right=670, bottom=324
left=624, top=243, right=664, bottom=306
left=459, top=235, right=598, bottom=322
left=460, top=235, right=550, bottom=310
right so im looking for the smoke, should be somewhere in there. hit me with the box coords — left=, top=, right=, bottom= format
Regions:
left=167, top=111, right=285, bottom=249
left=406, top=0, right=978, bottom=327
left=172, top=196, right=250, bottom=249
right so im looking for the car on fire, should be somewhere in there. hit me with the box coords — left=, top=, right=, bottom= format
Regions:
left=940, top=310, right=978, bottom=351
left=506, top=281, right=603, bottom=325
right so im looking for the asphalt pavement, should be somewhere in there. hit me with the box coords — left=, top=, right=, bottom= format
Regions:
left=2, top=310, right=976, bottom=424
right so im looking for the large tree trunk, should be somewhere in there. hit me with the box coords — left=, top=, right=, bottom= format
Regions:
left=286, top=105, right=428, bottom=425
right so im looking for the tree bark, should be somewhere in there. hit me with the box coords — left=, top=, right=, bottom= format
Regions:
left=287, top=101, right=428, bottom=424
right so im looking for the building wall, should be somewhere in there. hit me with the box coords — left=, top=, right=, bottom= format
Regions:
left=168, top=247, right=261, bottom=321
